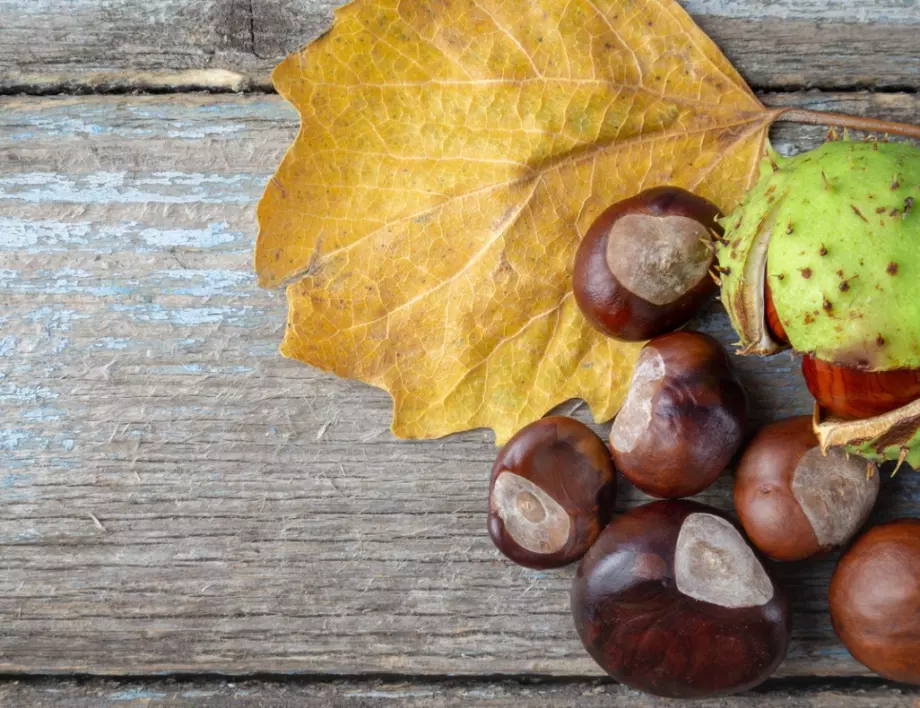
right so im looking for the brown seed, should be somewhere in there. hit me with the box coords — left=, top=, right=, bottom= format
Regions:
left=887, top=262, right=899, bottom=276
left=801, top=268, right=813, bottom=279
left=819, top=245, right=828, bottom=256
left=488, top=417, right=616, bottom=569
left=823, top=298, right=833, bottom=313
left=572, top=501, right=790, bottom=698
left=829, top=519, right=920, bottom=685
left=572, top=187, right=722, bottom=342
left=734, top=416, right=879, bottom=562
left=840, top=282, right=850, bottom=292
left=609, top=332, right=747, bottom=500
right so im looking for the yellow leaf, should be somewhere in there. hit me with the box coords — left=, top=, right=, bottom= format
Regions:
left=256, top=0, right=777, bottom=444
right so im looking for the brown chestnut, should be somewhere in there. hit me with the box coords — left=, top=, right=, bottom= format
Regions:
left=763, top=277, right=789, bottom=346
left=609, top=331, right=747, bottom=498
left=573, top=186, right=723, bottom=341
left=488, top=417, right=616, bottom=569
left=734, top=416, right=879, bottom=562
left=572, top=500, right=790, bottom=698
left=829, top=519, right=920, bottom=684
left=802, top=354, right=920, bottom=420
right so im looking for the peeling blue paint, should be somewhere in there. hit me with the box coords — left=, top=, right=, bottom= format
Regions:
left=20, top=408, right=65, bottom=422
left=24, top=307, right=91, bottom=330
left=108, top=303, right=261, bottom=327
left=109, top=689, right=169, bottom=701
left=0, top=171, right=263, bottom=205
left=140, top=222, right=241, bottom=249
left=160, top=268, right=254, bottom=297
left=0, top=217, right=247, bottom=253
left=0, top=384, right=60, bottom=403
left=0, top=429, right=40, bottom=452
left=2, top=472, right=31, bottom=488
left=92, top=337, right=133, bottom=350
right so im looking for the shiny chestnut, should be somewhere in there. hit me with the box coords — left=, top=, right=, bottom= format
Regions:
left=734, top=416, right=879, bottom=562
left=572, top=500, right=790, bottom=698
left=802, top=354, right=920, bottom=420
left=764, top=277, right=789, bottom=345
left=573, top=187, right=723, bottom=341
left=829, top=519, right=920, bottom=684
left=609, top=331, right=747, bottom=498
left=488, top=417, right=616, bottom=569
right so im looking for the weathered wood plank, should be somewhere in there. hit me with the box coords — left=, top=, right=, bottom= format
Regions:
left=1, top=1, right=919, bottom=93
left=0, top=92, right=918, bottom=678
left=1, top=678, right=919, bottom=707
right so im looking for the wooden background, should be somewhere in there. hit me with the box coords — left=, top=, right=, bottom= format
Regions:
left=1, top=1, right=920, bottom=705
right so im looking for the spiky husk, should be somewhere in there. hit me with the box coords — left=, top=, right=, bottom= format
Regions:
left=718, top=140, right=920, bottom=368
left=717, top=140, right=920, bottom=468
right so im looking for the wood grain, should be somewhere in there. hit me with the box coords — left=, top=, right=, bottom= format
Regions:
left=1, top=0, right=919, bottom=94
left=2, top=678, right=919, bottom=707
left=0, top=92, right=919, bottom=678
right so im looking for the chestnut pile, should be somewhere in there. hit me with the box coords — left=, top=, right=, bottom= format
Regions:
left=487, top=187, right=919, bottom=698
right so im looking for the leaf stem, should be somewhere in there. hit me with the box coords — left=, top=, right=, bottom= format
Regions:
left=772, top=107, right=920, bottom=139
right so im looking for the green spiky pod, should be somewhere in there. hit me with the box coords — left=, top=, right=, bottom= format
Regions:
left=716, top=140, right=920, bottom=468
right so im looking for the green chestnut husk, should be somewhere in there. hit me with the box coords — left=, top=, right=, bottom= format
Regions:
left=716, top=140, right=920, bottom=469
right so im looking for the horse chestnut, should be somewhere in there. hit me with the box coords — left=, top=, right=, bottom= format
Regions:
left=802, top=355, right=920, bottom=420
left=734, top=416, right=879, bottom=562
left=488, top=417, right=616, bottom=569
left=829, top=519, right=920, bottom=684
left=572, top=500, right=790, bottom=698
left=763, top=277, right=789, bottom=345
left=573, top=187, right=722, bottom=341
left=609, top=331, right=747, bottom=498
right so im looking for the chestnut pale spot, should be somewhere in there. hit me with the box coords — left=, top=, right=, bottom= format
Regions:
left=491, top=471, right=570, bottom=555
left=605, top=214, right=712, bottom=306
left=610, top=347, right=666, bottom=453
left=675, top=513, right=773, bottom=609
left=516, top=491, right=546, bottom=523
left=791, top=448, right=879, bottom=548
left=887, top=262, right=899, bottom=275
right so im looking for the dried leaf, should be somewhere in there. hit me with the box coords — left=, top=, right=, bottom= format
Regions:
left=256, top=0, right=777, bottom=444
